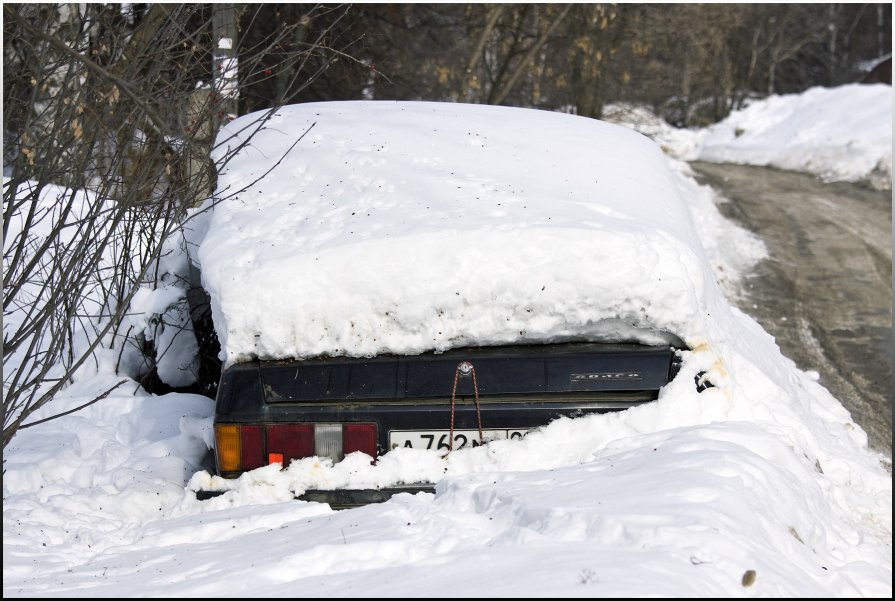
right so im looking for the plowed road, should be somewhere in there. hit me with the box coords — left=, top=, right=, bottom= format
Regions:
left=691, top=162, right=892, bottom=458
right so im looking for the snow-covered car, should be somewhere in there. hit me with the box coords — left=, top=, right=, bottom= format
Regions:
left=197, top=101, right=715, bottom=504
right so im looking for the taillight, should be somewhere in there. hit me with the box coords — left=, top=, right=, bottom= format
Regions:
left=214, top=424, right=263, bottom=473
left=314, top=424, right=342, bottom=461
left=215, top=424, right=240, bottom=472
left=240, top=425, right=264, bottom=470
left=267, top=424, right=314, bottom=464
left=215, top=422, right=378, bottom=475
left=343, top=423, right=377, bottom=458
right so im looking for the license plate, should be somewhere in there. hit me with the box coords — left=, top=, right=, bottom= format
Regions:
left=389, top=429, right=528, bottom=451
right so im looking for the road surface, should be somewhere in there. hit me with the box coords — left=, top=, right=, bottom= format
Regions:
left=690, top=161, right=892, bottom=459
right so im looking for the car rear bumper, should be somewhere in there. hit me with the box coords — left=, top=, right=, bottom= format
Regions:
left=196, top=484, right=436, bottom=509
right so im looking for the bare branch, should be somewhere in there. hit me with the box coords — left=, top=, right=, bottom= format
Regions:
left=15, top=379, right=128, bottom=432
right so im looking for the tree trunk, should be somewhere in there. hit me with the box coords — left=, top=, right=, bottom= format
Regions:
left=489, top=4, right=570, bottom=106
left=463, top=5, right=504, bottom=102
left=213, top=4, right=239, bottom=128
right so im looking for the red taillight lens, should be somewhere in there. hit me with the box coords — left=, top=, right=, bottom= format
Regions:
left=240, top=425, right=264, bottom=471
left=343, top=423, right=377, bottom=458
left=267, top=424, right=315, bottom=467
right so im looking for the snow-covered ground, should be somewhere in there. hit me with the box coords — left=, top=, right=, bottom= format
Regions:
left=3, top=100, right=890, bottom=597
left=605, top=83, right=892, bottom=189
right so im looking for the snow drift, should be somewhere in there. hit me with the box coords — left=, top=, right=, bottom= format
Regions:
left=606, top=84, right=893, bottom=189
left=697, top=84, right=892, bottom=188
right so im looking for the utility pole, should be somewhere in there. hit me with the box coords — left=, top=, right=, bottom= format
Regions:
left=181, top=4, right=237, bottom=209
left=213, top=3, right=239, bottom=130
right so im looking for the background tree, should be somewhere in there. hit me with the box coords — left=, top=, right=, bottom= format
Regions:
left=2, top=3, right=356, bottom=450
left=266, top=3, right=889, bottom=126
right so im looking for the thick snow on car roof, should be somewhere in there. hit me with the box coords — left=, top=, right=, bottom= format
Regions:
left=201, top=101, right=719, bottom=364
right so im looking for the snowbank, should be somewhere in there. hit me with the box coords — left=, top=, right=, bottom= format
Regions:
left=606, top=85, right=892, bottom=188
left=602, top=102, right=704, bottom=159
left=698, top=84, right=892, bottom=188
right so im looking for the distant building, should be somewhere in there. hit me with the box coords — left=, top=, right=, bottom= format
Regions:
left=860, top=55, right=892, bottom=84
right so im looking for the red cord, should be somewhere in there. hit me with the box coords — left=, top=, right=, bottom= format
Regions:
left=471, top=366, right=483, bottom=444
left=449, top=368, right=459, bottom=452
left=448, top=361, right=484, bottom=452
